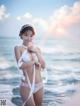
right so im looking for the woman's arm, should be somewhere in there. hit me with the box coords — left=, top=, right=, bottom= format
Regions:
left=35, top=48, right=46, bottom=69
left=14, top=46, right=35, bottom=70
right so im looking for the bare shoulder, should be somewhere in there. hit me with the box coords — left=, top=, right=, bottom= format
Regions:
left=14, top=45, right=19, bottom=52
left=14, top=45, right=22, bottom=61
left=14, top=45, right=22, bottom=54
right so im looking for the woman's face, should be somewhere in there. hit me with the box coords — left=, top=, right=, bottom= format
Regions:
left=22, top=30, right=34, bottom=42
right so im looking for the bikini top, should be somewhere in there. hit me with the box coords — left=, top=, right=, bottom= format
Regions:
left=17, top=45, right=38, bottom=68
left=21, top=50, right=31, bottom=63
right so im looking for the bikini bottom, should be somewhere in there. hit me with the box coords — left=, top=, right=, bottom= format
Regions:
left=20, top=80, right=43, bottom=94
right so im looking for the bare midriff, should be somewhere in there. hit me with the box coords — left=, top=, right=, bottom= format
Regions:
left=22, top=65, right=42, bottom=84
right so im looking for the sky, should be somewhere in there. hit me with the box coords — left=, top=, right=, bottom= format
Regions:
left=0, top=0, right=80, bottom=52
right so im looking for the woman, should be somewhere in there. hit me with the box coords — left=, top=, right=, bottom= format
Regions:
left=14, top=24, right=45, bottom=106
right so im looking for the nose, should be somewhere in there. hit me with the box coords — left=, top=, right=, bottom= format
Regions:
left=28, top=35, right=32, bottom=41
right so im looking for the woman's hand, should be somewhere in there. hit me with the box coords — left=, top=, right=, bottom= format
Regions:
left=35, top=61, right=41, bottom=69
left=28, top=46, right=37, bottom=53
left=27, top=42, right=38, bottom=53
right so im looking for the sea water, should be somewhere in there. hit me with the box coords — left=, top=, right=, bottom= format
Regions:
left=0, top=37, right=80, bottom=106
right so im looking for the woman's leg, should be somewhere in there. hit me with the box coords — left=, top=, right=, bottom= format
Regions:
left=20, top=84, right=36, bottom=106
left=33, top=87, right=44, bottom=106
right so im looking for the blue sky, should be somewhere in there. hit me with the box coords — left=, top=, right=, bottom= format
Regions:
left=0, top=0, right=76, bottom=18
left=0, top=0, right=80, bottom=52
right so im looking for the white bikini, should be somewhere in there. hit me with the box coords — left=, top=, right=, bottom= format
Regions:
left=17, top=45, right=43, bottom=106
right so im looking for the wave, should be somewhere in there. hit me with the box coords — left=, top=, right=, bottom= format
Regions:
left=0, top=65, right=17, bottom=71
left=52, top=58, right=80, bottom=62
left=0, top=62, right=11, bottom=70
left=0, top=71, right=21, bottom=80
left=0, top=84, right=16, bottom=106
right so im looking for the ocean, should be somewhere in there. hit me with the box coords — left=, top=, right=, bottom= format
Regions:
left=0, top=37, right=80, bottom=106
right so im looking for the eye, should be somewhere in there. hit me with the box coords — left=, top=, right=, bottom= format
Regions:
left=30, top=35, right=33, bottom=37
left=28, top=34, right=33, bottom=37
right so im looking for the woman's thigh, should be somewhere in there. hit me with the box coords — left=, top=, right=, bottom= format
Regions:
left=33, top=87, right=44, bottom=106
left=20, top=85, right=35, bottom=106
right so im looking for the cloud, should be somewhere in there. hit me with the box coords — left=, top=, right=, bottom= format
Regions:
left=32, top=1, right=80, bottom=37
left=0, top=5, right=10, bottom=21
left=16, top=12, right=32, bottom=21
left=16, top=1, right=80, bottom=39
left=33, top=18, right=48, bottom=31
